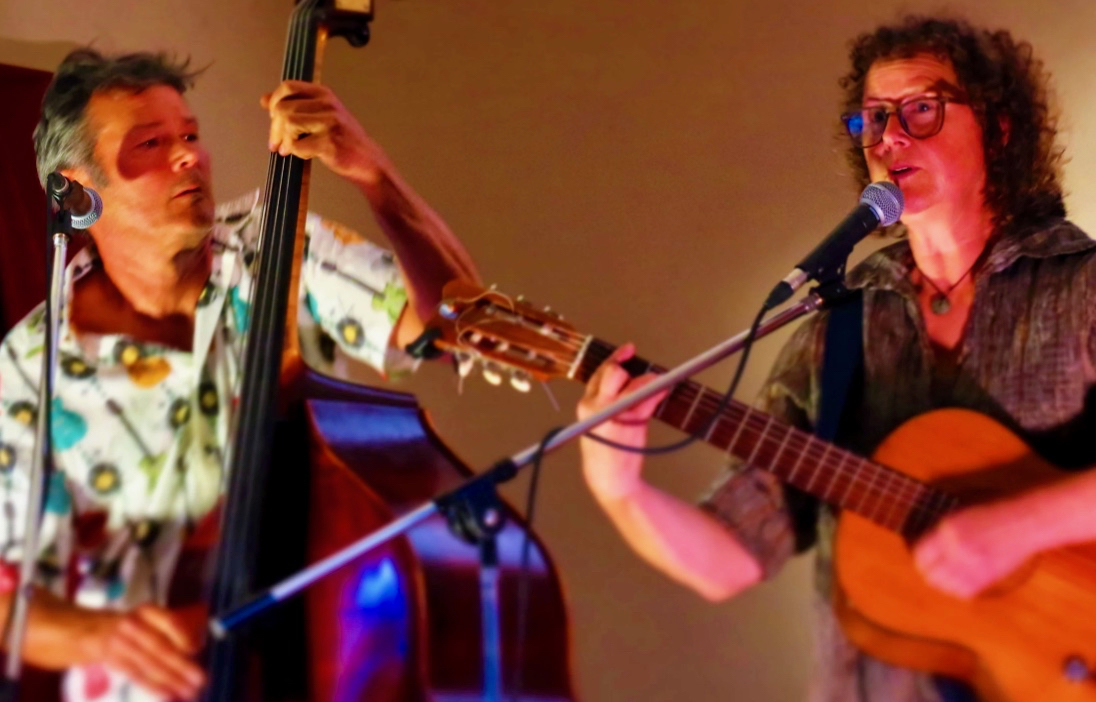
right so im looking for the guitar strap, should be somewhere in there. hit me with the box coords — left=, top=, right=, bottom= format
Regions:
left=817, top=289, right=864, bottom=443
left=785, top=289, right=864, bottom=553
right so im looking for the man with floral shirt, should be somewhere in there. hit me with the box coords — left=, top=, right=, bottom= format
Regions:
left=0, top=48, right=479, bottom=701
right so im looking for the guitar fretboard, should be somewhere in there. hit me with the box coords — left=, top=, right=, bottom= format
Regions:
left=577, top=338, right=959, bottom=538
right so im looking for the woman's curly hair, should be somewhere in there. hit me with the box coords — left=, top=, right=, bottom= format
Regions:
left=839, top=16, right=1065, bottom=233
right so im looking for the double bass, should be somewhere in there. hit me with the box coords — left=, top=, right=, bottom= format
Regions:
left=201, top=2, right=575, bottom=700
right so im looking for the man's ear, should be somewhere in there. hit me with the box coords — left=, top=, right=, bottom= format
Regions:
left=57, top=165, right=91, bottom=188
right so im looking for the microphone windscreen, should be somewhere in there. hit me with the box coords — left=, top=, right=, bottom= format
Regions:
left=860, top=181, right=904, bottom=226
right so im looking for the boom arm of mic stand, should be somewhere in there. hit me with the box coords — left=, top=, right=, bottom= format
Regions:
left=209, top=290, right=832, bottom=636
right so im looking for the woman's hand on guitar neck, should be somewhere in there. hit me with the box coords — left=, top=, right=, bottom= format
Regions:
left=577, top=344, right=764, bottom=601
left=577, top=343, right=666, bottom=502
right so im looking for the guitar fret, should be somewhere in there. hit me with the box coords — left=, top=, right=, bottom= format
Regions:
left=660, top=383, right=700, bottom=430
left=783, top=431, right=811, bottom=485
left=887, top=476, right=909, bottom=532
left=678, top=383, right=707, bottom=432
left=744, top=414, right=775, bottom=466
left=820, top=449, right=848, bottom=504
left=802, top=441, right=832, bottom=494
left=839, top=454, right=864, bottom=511
left=717, top=399, right=750, bottom=448
left=767, top=423, right=796, bottom=478
left=864, top=464, right=894, bottom=529
left=568, top=335, right=595, bottom=380
left=855, top=459, right=874, bottom=517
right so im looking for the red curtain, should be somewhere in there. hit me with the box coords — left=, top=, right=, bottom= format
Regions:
left=0, top=63, right=51, bottom=338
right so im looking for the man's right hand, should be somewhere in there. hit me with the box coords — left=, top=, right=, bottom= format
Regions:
left=1, top=586, right=208, bottom=701
left=80, top=603, right=206, bottom=700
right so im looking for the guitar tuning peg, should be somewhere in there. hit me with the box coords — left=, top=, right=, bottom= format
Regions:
left=496, top=340, right=510, bottom=352
left=509, top=369, right=532, bottom=393
left=482, top=362, right=504, bottom=386
left=438, top=301, right=458, bottom=320
left=456, top=352, right=475, bottom=378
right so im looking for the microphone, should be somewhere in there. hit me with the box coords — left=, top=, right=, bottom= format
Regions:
left=45, top=172, right=103, bottom=230
left=766, top=181, right=903, bottom=307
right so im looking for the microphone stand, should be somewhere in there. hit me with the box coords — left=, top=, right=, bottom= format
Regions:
left=209, top=282, right=852, bottom=639
left=0, top=191, right=75, bottom=699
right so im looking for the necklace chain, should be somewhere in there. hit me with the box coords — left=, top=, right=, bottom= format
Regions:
left=918, top=259, right=978, bottom=315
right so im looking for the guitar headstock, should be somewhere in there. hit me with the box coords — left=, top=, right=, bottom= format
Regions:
left=420, top=281, right=588, bottom=391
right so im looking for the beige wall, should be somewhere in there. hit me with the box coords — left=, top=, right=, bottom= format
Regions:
left=2, top=1, right=1094, bottom=699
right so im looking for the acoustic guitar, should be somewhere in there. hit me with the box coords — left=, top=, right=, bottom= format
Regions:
left=421, top=280, right=1096, bottom=702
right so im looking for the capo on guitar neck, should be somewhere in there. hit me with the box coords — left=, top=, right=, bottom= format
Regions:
left=405, top=326, right=445, bottom=359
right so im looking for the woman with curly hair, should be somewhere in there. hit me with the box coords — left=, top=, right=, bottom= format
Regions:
left=580, top=15, right=1096, bottom=702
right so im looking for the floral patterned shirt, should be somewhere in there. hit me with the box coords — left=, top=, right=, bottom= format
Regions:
left=701, top=218, right=1096, bottom=702
left=0, top=190, right=416, bottom=701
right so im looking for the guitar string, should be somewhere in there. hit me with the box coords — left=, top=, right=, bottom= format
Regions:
left=456, top=306, right=951, bottom=523
left=455, top=304, right=953, bottom=524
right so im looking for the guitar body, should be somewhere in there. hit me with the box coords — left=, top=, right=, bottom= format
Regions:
left=833, top=408, right=1096, bottom=701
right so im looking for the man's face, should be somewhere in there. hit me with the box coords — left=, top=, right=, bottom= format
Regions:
left=861, top=54, right=988, bottom=223
left=72, top=85, right=215, bottom=257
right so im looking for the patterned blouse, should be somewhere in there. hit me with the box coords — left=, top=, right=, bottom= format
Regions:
left=0, top=190, right=415, bottom=701
left=701, top=218, right=1096, bottom=702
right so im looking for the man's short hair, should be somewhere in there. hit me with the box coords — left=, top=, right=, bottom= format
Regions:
left=33, top=48, right=202, bottom=187
left=839, top=16, right=1066, bottom=232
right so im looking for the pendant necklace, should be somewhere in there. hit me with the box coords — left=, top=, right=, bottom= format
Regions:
left=918, top=261, right=977, bottom=315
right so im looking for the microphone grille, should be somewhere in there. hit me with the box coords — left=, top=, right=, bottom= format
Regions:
left=859, top=181, right=904, bottom=227
left=71, top=188, right=103, bottom=230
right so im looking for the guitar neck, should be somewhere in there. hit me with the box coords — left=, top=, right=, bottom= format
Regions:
left=574, top=338, right=957, bottom=538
